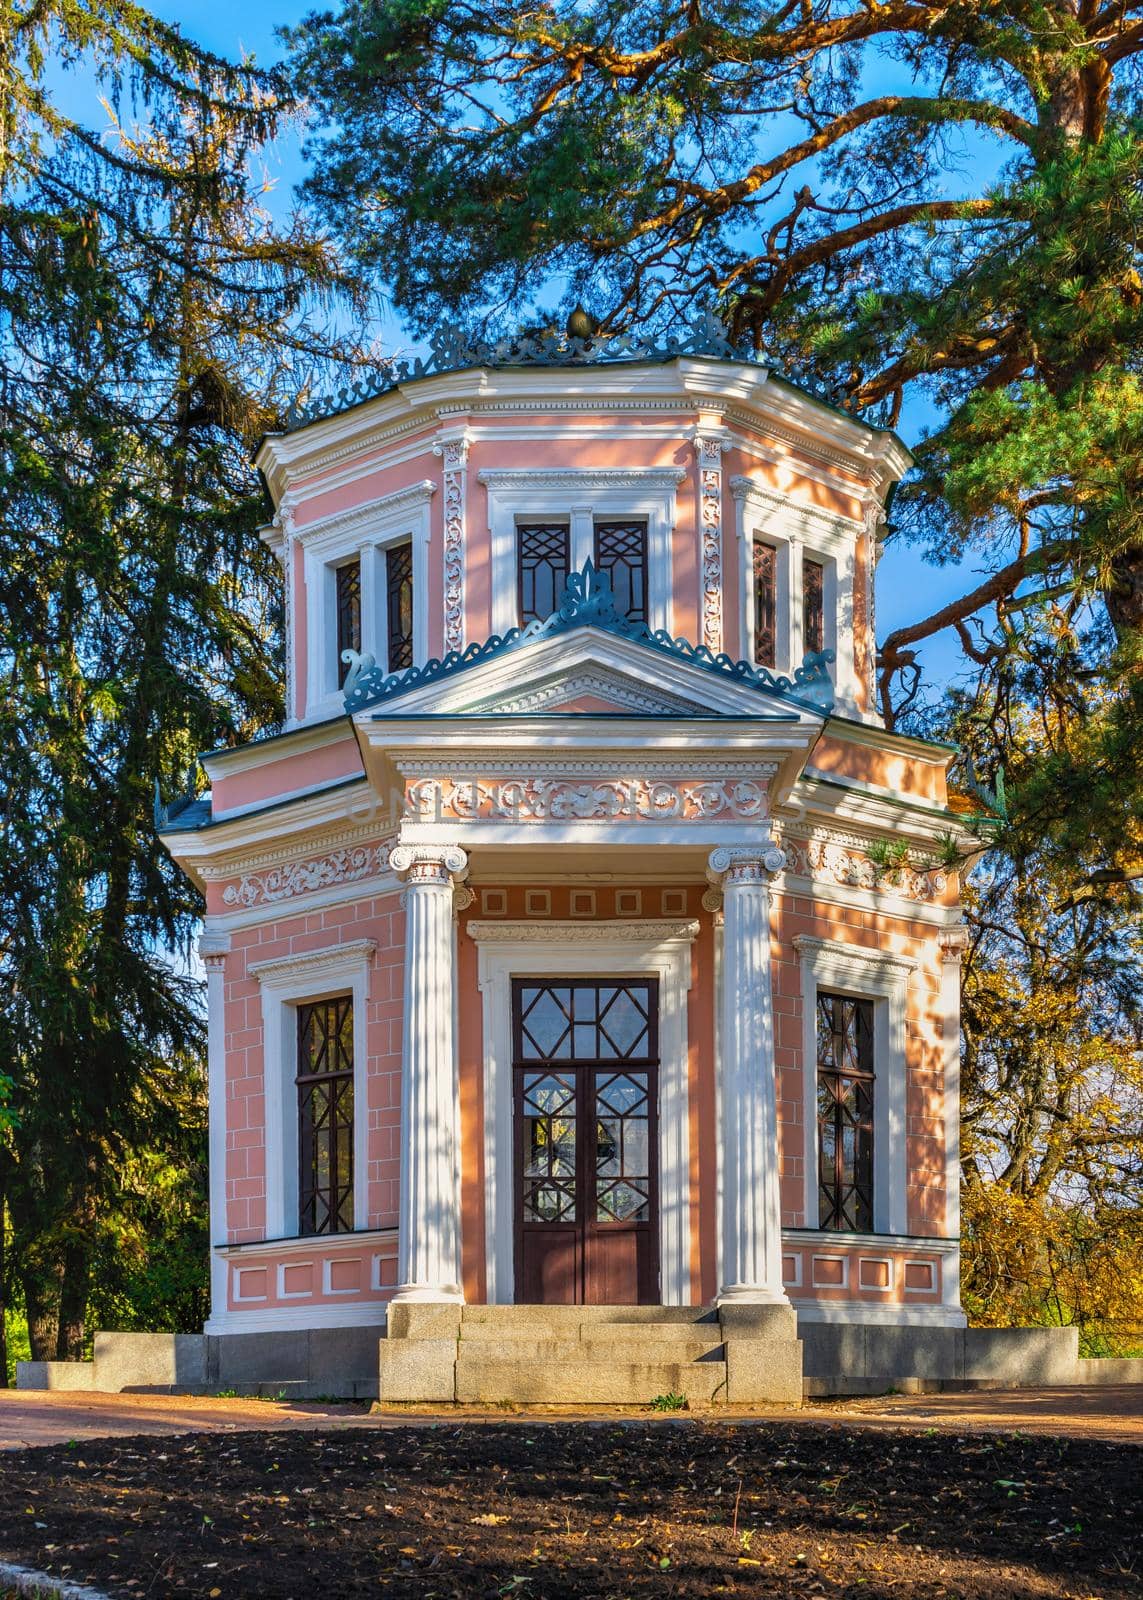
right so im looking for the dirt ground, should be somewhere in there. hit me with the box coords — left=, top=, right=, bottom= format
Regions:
left=1, top=1385, right=1142, bottom=1450
left=0, top=1414, right=1140, bottom=1599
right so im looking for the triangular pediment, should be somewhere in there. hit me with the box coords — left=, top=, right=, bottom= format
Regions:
left=343, top=559, right=835, bottom=726
left=353, top=625, right=819, bottom=725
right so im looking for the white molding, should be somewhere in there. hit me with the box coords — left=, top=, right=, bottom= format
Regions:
left=792, top=1300, right=967, bottom=1329
left=731, top=474, right=859, bottom=712
left=251, top=941, right=375, bottom=1241
left=301, top=480, right=433, bottom=719
left=470, top=920, right=698, bottom=1307
left=782, top=1228, right=958, bottom=1255
left=794, top=935, right=912, bottom=1237
left=478, top=466, right=687, bottom=637
left=293, top=479, right=436, bottom=550
left=472, top=667, right=706, bottom=718
left=216, top=1228, right=397, bottom=1261
left=204, top=1301, right=390, bottom=1336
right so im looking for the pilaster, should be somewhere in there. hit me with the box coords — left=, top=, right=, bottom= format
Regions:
left=939, top=923, right=970, bottom=1241
left=694, top=420, right=731, bottom=655
left=199, top=931, right=231, bottom=1324
left=433, top=421, right=471, bottom=655
left=390, top=843, right=469, bottom=1303
left=708, top=843, right=790, bottom=1306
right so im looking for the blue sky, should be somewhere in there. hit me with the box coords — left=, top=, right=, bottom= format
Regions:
left=51, top=0, right=983, bottom=695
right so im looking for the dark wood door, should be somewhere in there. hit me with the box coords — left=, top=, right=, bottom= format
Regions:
left=513, top=978, right=659, bottom=1305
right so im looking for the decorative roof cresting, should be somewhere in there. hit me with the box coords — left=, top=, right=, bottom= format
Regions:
left=341, top=561, right=836, bottom=717
left=286, top=309, right=758, bottom=431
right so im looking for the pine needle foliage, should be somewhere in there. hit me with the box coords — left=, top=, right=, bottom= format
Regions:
left=0, top=1, right=368, bottom=1365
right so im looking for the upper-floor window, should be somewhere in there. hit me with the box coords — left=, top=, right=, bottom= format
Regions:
left=803, top=556, right=825, bottom=657
left=386, top=539, right=414, bottom=671
left=335, top=558, right=362, bottom=688
left=595, top=518, right=648, bottom=623
left=518, top=522, right=570, bottom=624
left=752, top=538, right=777, bottom=668
left=816, top=991, right=875, bottom=1232
left=296, top=995, right=355, bottom=1236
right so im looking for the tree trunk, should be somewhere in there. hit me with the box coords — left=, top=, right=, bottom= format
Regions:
left=1105, top=542, right=1143, bottom=642
left=22, top=1262, right=63, bottom=1364
left=57, top=1232, right=91, bottom=1361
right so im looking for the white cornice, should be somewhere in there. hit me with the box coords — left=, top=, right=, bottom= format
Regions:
left=466, top=918, right=701, bottom=945
left=822, top=716, right=954, bottom=766
left=292, top=478, right=436, bottom=550
left=793, top=933, right=917, bottom=977
left=200, top=717, right=354, bottom=782
left=259, top=360, right=902, bottom=506
left=477, top=466, right=687, bottom=491
left=729, top=476, right=864, bottom=546
left=248, top=938, right=376, bottom=988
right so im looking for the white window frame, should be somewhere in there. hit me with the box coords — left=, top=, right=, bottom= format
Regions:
left=730, top=478, right=860, bottom=709
left=478, top=467, right=686, bottom=638
left=248, top=939, right=375, bottom=1241
left=296, top=481, right=434, bottom=722
left=470, top=919, right=698, bottom=1306
left=793, top=935, right=915, bottom=1237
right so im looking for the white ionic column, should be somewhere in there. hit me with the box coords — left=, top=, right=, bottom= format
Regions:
left=708, top=844, right=789, bottom=1306
left=199, top=931, right=231, bottom=1325
left=390, top=843, right=469, bottom=1303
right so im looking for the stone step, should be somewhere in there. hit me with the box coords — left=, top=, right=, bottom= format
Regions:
left=460, top=1304, right=718, bottom=1328
left=459, top=1320, right=724, bottom=1347
left=454, top=1354, right=728, bottom=1406
left=460, top=1334, right=726, bottom=1362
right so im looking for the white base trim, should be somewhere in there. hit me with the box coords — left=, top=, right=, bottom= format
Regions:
left=471, top=919, right=698, bottom=1307
left=793, top=1300, right=967, bottom=1329
left=204, top=1302, right=391, bottom=1336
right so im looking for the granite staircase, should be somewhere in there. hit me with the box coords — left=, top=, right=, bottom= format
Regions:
left=380, top=1303, right=803, bottom=1406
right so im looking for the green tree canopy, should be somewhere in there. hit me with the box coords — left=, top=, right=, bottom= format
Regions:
left=0, top=0, right=366, bottom=1364
left=289, top=0, right=1143, bottom=901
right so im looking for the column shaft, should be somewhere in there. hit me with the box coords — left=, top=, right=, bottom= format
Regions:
left=711, top=846, right=789, bottom=1305
left=391, top=845, right=467, bottom=1303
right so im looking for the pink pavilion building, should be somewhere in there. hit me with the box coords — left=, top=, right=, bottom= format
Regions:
left=156, top=322, right=989, bottom=1404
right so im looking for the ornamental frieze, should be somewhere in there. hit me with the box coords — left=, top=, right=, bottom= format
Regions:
left=776, top=829, right=948, bottom=904
left=404, top=775, right=770, bottom=824
left=221, top=840, right=394, bottom=909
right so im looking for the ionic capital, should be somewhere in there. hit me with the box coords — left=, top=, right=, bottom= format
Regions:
left=939, top=923, right=971, bottom=965
left=707, top=843, right=786, bottom=886
left=390, top=843, right=469, bottom=889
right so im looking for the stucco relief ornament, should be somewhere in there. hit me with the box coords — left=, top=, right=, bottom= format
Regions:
left=778, top=831, right=947, bottom=903
left=404, top=774, right=770, bottom=824
left=222, top=841, right=393, bottom=909
left=433, top=429, right=470, bottom=654
left=695, top=430, right=731, bottom=654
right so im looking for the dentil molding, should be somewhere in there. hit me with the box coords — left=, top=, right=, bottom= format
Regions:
left=247, top=938, right=377, bottom=988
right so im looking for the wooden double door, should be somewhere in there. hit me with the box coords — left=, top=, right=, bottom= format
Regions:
left=513, top=977, right=660, bottom=1305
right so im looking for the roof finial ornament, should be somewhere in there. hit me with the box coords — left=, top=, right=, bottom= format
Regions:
left=566, top=305, right=599, bottom=341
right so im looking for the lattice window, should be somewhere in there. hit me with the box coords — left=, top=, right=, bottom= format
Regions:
left=803, top=556, right=825, bottom=656
left=335, top=558, right=361, bottom=688
left=386, top=540, right=414, bottom=671
left=594, top=1070, right=651, bottom=1222
left=753, top=538, right=777, bottom=667
left=595, top=519, right=648, bottom=622
left=516, top=981, right=654, bottom=1063
left=296, top=995, right=354, bottom=1236
left=816, top=992, right=875, bottom=1232
left=521, top=1070, right=578, bottom=1222
left=518, top=522, right=570, bottom=623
